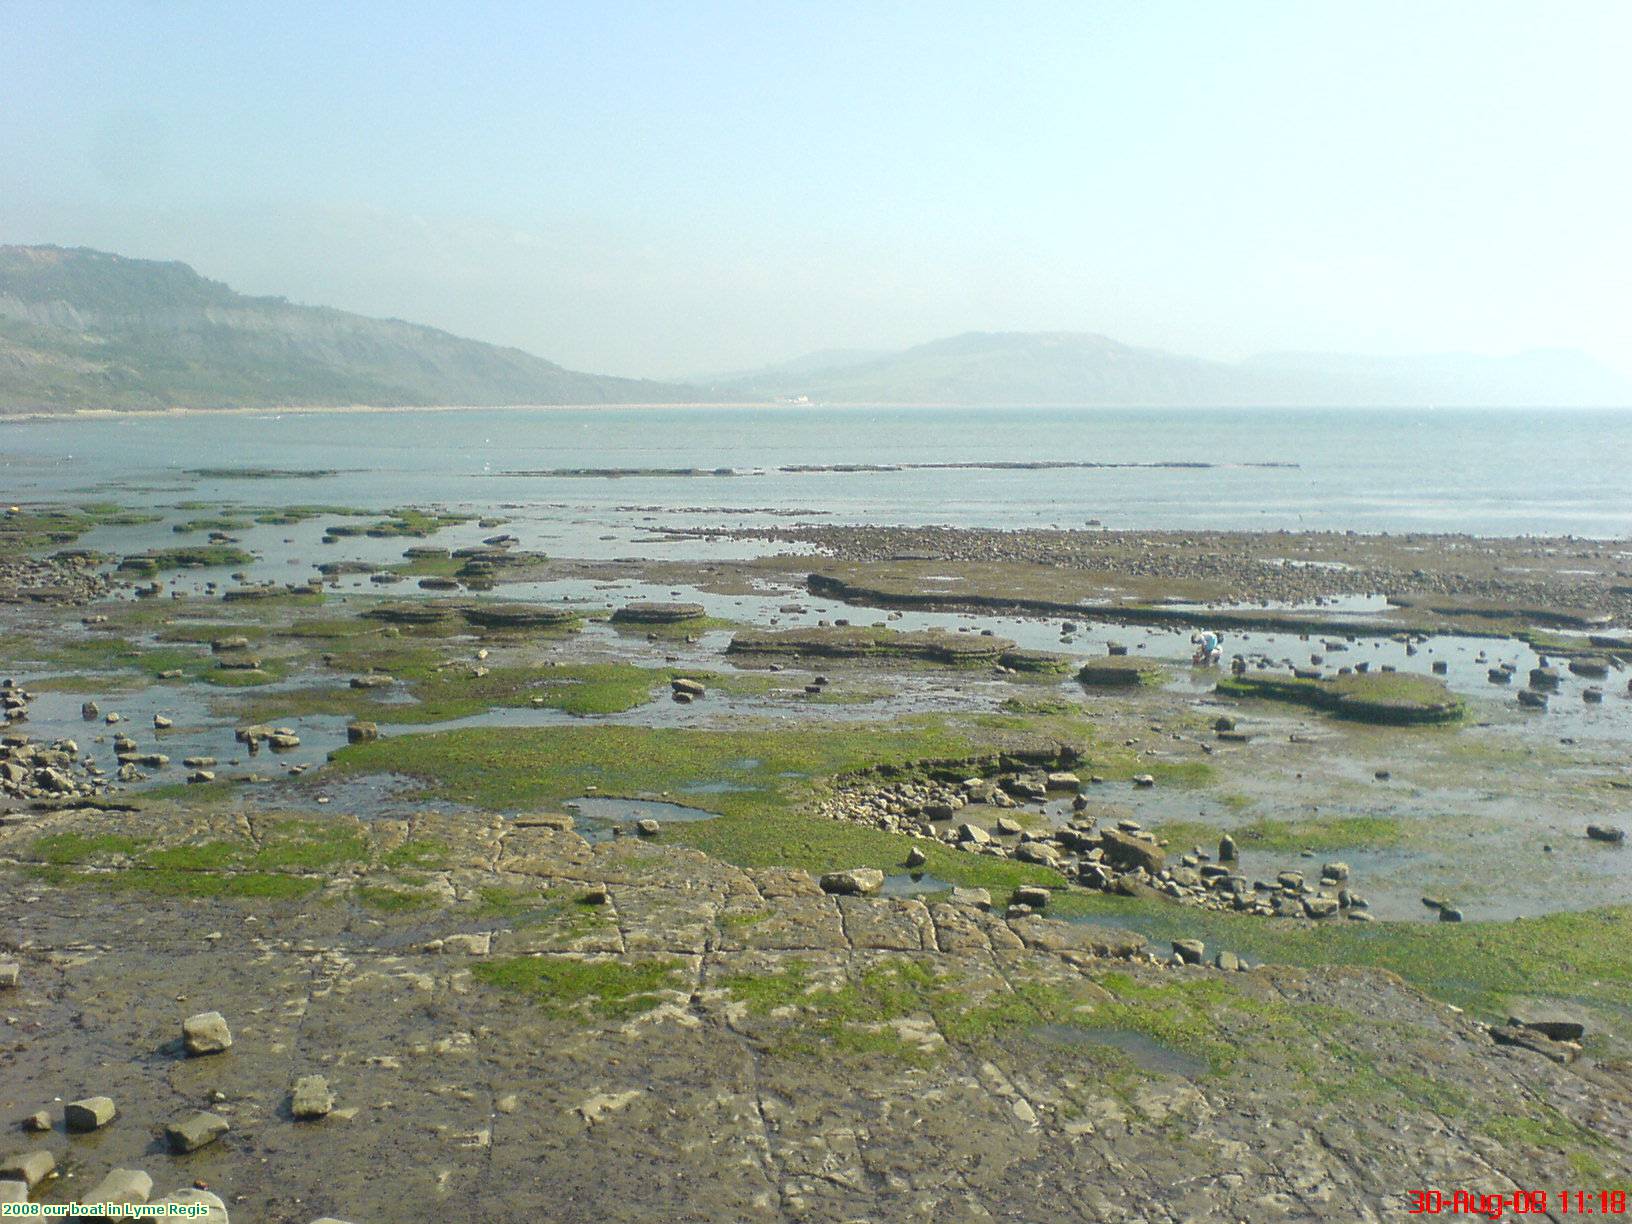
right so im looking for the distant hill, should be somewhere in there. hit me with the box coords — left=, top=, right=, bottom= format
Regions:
left=0, top=245, right=712, bottom=413
left=708, top=331, right=1632, bottom=407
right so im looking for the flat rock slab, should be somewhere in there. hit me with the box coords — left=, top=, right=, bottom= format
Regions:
left=1007, top=915, right=1148, bottom=960
left=165, top=1111, right=230, bottom=1153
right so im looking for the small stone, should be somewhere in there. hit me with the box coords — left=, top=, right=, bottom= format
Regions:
left=21, top=1111, right=49, bottom=1133
left=345, top=721, right=379, bottom=743
left=819, top=868, right=885, bottom=896
left=1217, top=834, right=1237, bottom=863
left=0, top=962, right=17, bottom=989
left=581, top=884, right=611, bottom=905
left=153, top=714, right=173, bottom=729
left=290, top=1075, right=334, bottom=1120
left=1320, top=861, right=1350, bottom=881
left=64, top=1096, right=116, bottom=1132
left=183, top=1011, right=233, bottom=1056
left=0, top=1149, right=54, bottom=1189
left=1214, top=950, right=1243, bottom=971
left=81, top=701, right=99, bottom=720
left=956, top=822, right=990, bottom=845
left=1132, top=773, right=1155, bottom=788
left=164, top=1111, right=230, bottom=1153
left=1014, top=886, right=1050, bottom=909
left=950, top=886, right=992, bottom=911
left=634, top=818, right=660, bottom=837
left=904, top=846, right=927, bottom=868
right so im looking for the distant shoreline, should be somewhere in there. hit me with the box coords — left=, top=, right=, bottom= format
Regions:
left=0, top=401, right=773, bottom=425
left=3, top=400, right=1622, bottom=426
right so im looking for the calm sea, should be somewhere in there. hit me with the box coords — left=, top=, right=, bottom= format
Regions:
left=2, top=405, right=1628, bottom=538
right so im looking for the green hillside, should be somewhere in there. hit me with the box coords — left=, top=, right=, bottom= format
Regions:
left=0, top=245, right=713, bottom=412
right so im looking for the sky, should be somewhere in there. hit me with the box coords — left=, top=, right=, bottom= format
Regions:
left=4, top=1, right=1630, bottom=379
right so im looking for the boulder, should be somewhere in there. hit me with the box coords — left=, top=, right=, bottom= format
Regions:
left=290, top=1075, right=335, bottom=1120
left=1507, top=1009, right=1586, bottom=1042
left=183, top=1010, right=233, bottom=1056
left=80, top=1167, right=153, bottom=1208
left=1098, top=827, right=1165, bottom=874
left=1172, top=938, right=1205, bottom=964
left=64, top=1096, right=116, bottom=1132
left=819, top=868, right=884, bottom=896
left=0, top=1150, right=54, bottom=1189
left=1012, top=841, right=1059, bottom=866
left=1491, top=1023, right=1578, bottom=1065
left=346, top=721, right=379, bottom=743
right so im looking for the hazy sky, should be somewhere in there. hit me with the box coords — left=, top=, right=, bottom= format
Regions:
left=5, top=1, right=1630, bottom=378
